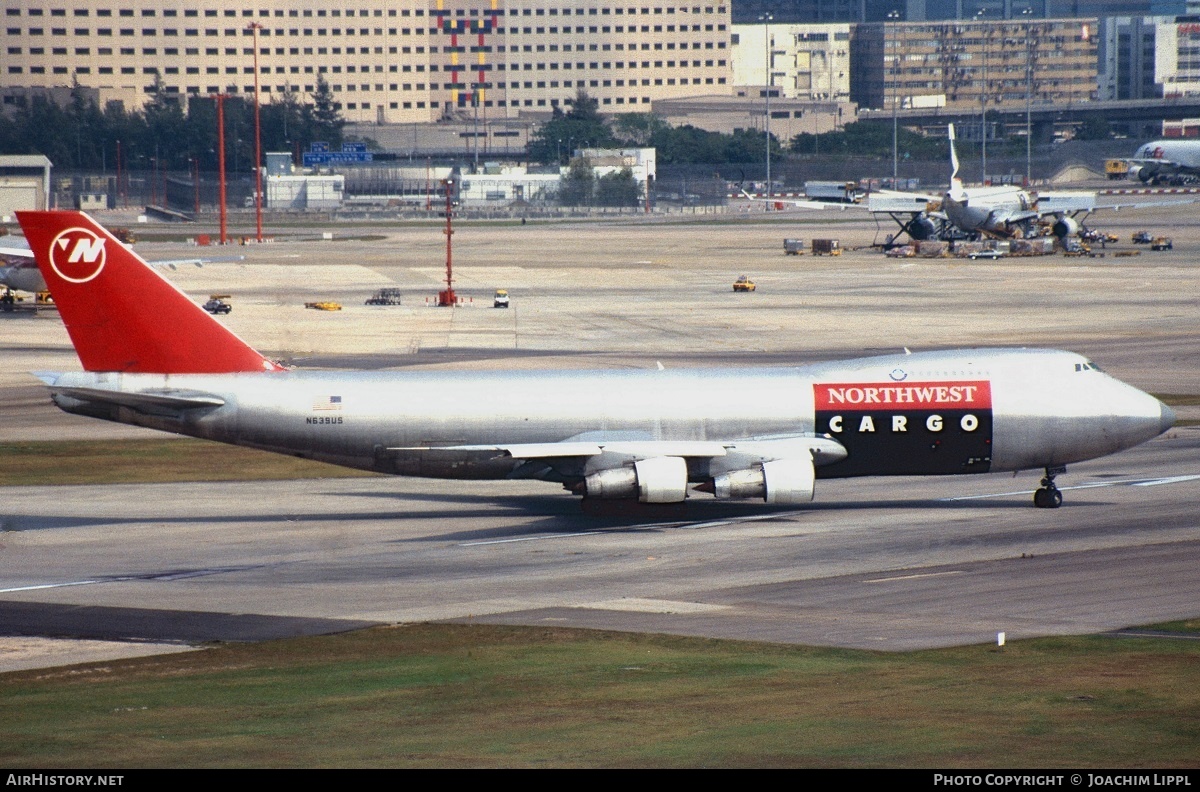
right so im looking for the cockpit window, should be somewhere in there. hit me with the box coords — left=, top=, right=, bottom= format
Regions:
left=1074, top=362, right=1103, bottom=372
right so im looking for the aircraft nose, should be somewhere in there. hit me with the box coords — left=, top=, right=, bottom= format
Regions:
left=1159, top=399, right=1176, bottom=436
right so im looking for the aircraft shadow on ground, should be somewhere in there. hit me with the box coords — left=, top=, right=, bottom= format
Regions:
left=0, top=488, right=1089, bottom=537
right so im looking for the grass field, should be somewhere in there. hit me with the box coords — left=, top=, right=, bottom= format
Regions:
left=2, top=622, right=1198, bottom=768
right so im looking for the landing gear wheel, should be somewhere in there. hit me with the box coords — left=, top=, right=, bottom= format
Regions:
left=1033, top=487, right=1062, bottom=509
left=1033, top=466, right=1066, bottom=509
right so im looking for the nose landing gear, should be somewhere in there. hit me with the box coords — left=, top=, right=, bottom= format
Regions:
left=1034, top=466, right=1066, bottom=508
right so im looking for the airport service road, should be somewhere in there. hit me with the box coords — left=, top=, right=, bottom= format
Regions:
left=1, top=430, right=1198, bottom=652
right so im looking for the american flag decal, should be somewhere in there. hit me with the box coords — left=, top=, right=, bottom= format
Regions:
left=313, top=395, right=343, bottom=411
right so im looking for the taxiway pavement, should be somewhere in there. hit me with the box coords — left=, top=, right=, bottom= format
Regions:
left=2, top=203, right=1198, bottom=665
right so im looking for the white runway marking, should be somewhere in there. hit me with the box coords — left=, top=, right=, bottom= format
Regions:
left=1132, top=474, right=1200, bottom=487
left=0, top=567, right=254, bottom=593
left=0, top=580, right=100, bottom=593
left=460, top=531, right=605, bottom=546
left=866, top=570, right=965, bottom=584
left=941, top=474, right=1200, bottom=502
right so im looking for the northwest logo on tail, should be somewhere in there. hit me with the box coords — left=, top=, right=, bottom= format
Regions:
left=49, top=227, right=107, bottom=283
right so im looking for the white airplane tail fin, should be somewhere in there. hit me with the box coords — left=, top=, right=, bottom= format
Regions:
left=17, top=210, right=284, bottom=374
left=948, top=123, right=965, bottom=198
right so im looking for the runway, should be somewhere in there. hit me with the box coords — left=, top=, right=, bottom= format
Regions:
left=2, top=431, right=1197, bottom=654
left=3, top=205, right=1200, bottom=664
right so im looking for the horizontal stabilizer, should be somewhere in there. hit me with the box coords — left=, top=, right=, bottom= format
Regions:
left=46, top=384, right=225, bottom=412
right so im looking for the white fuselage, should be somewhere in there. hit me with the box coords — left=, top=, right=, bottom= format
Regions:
left=42, top=348, right=1172, bottom=489
left=942, top=185, right=1036, bottom=237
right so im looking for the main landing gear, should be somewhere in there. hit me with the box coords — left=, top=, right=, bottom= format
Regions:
left=1034, top=465, right=1066, bottom=509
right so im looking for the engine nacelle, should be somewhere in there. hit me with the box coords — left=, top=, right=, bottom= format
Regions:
left=584, top=456, right=688, bottom=503
left=906, top=215, right=939, bottom=241
left=1133, top=164, right=1155, bottom=183
left=711, top=458, right=815, bottom=504
left=1052, top=216, right=1080, bottom=239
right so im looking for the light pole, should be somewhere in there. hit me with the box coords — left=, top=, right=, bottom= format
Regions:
left=760, top=13, right=773, bottom=209
left=888, top=10, right=900, bottom=183
left=976, top=10, right=987, bottom=185
left=1023, top=7, right=1034, bottom=186
left=247, top=22, right=264, bottom=242
left=212, top=93, right=229, bottom=244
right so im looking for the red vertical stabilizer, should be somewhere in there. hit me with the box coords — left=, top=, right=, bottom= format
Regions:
left=16, top=211, right=283, bottom=374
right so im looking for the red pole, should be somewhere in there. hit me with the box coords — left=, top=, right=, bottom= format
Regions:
left=115, top=139, right=123, bottom=208
left=248, top=22, right=264, bottom=242
left=215, top=94, right=228, bottom=245
left=438, top=178, right=456, bottom=306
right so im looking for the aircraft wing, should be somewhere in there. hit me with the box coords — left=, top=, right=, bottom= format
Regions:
left=388, top=435, right=848, bottom=469
left=734, top=188, right=849, bottom=208
left=389, top=433, right=847, bottom=503
left=1037, top=191, right=1097, bottom=215
left=0, top=245, right=34, bottom=259
left=1090, top=197, right=1200, bottom=212
left=1038, top=191, right=1200, bottom=216
left=0, top=243, right=241, bottom=268
left=742, top=188, right=942, bottom=215
left=739, top=190, right=856, bottom=211
left=865, top=190, right=942, bottom=214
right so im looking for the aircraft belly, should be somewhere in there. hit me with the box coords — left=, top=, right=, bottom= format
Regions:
left=1, top=266, right=45, bottom=293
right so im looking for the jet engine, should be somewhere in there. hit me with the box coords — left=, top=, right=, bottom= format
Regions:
left=1052, top=217, right=1080, bottom=239
left=905, top=215, right=939, bottom=241
left=711, top=458, right=815, bottom=504
left=584, top=455, right=688, bottom=503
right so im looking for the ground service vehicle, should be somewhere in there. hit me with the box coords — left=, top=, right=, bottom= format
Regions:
left=784, top=239, right=805, bottom=255
left=1105, top=159, right=1130, bottom=180
left=968, top=249, right=1004, bottom=260
left=733, top=275, right=756, bottom=292
left=203, top=298, right=231, bottom=315
left=365, top=288, right=403, bottom=306
left=811, top=239, right=841, bottom=256
left=494, top=289, right=510, bottom=308
left=1151, top=237, right=1174, bottom=251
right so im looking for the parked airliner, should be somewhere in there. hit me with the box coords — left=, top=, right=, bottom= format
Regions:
left=1128, top=139, right=1200, bottom=185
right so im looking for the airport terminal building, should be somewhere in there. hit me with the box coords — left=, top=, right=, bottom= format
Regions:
left=0, top=0, right=733, bottom=124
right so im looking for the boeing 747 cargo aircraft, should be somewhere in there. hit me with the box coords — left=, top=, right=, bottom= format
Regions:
left=17, top=211, right=1173, bottom=510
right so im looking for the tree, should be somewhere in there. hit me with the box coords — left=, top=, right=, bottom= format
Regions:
left=612, top=113, right=670, bottom=147
left=595, top=168, right=640, bottom=207
left=789, top=121, right=947, bottom=160
left=1074, top=116, right=1111, bottom=141
left=528, top=90, right=617, bottom=164
left=310, top=74, right=345, bottom=147
left=558, top=156, right=595, bottom=205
